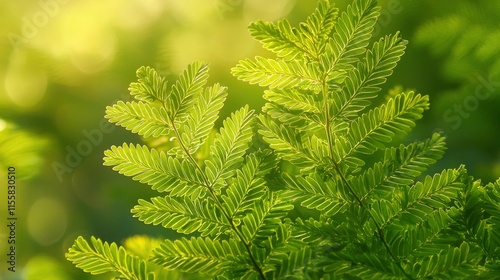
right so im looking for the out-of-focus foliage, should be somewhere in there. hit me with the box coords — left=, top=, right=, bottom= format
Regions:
left=0, top=120, right=47, bottom=179
left=414, top=0, right=500, bottom=182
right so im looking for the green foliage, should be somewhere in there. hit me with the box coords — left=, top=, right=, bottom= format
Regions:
left=67, top=0, right=500, bottom=279
left=0, top=120, right=48, bottom=179
left=66, top=236, right=155, bottom=280
left=415, top=0, right=500, bottom=79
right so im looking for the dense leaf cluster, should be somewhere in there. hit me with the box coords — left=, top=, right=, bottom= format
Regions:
left=66, top=0, right=500, bottom=279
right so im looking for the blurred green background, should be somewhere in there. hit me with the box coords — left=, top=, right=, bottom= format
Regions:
left=0, top=0, right=499, bottom=279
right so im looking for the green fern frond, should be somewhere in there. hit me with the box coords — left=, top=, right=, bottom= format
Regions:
left=335, top=91, right=429, bottom=167
left=104, top=144, right=206, bottom=197
left=205, top=105, right=255, bottom=186
left=381, top=168, right=467, bottom=254
left=267, top=246, right=313, bottom=279
left=222, top=152, right=273, bottom=219
left=105, top=101, right=170, bottom=138
left=131, top=196, right=231, bottom=237
left=248, top=0, right=338, bottom=61
left=232, top=57, right=320, bottom=90
left=263, top=89, right=321, bottom=114
left=66, top=236, right=155, bottom=280
left=387, top=207, right=460, bottom=258
left=324, top=252, right=403, bottom=279
left=66, top=0, right=500, bottom=279
left=151, top=237, right=247, bottom=276
left=331, top=32, right=408, bottom=120
left=257, top=224, right=312, bottom=279
left=261, top=102, right=323, bottom=131
left=281, top=173, right=350, bottom=217
left=168, top=61, right=209, bottom=122
left=482, top=180, right=500, bottom=257
left=404, top=167, right=466, bottom=210
left=258, top=114, right=317, bottom=170
left=241, top=193, right=293, bottom=244
left=408, top=242, right=472, bottom=279
left=298, top=0, right=339, bottom=58
left=129, top=66, right=168, bottom=103
left=293, top=218, right=336, bottom=247
left=248, top=19, right=306, bottom=61
left=324, top=0, right=380, bottom=77
left=353, top=132, right=447, bottom=202
left=178, top=83, right=227, bottom=154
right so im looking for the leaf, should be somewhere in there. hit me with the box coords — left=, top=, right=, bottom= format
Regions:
left=132, top=196, right=231, bottom=237
left=179, top=83, right=227, bottom=154
left=256, top=223, right=310, bottom=278
left=335, top=91, right=429, bottom=167
left=66, top=236, right=155, bottom=280
left=221, top=152, right=272, bottom=219
left=204, top=105, right=255, bottom=186
left=262, top=101, right=323, bottom=131
left=382, top=168, right=467, bottom=255
left=386, top=207, right=460, bottom=258
left=323, top=0, right=380, bottom=77
left=409, top=243, right=472, bottom=279
left=129, top=66, right=168, bottom=103
left=240, top=193, right=293, bottom=244
left=263, top=89, right=321, bottom=114
left=168, top=61, right=209, bottom=122
left=231, top=57, right=320, bottom=90
left=248, top=19, right=306, bottom=60
left=258, top=114, right=317, bottom=170
left=151, top=237, right=247, bottom=276
left=331, top=32, right=408, bottom=120
left=281, top=173, right=350, bottom=217
left=298, top=0, right=339, bottom=57
left=104, top=144, right=206, bottom=197
left=324, top=251, right=403, bottom=279
left=105, top=101, right=170, bottom=138
left=248, top=0, right=338, bottom=61
left=353, top=133, right=447, bottom=202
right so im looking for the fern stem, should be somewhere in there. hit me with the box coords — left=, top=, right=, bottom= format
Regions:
left=164, top=104, right=267, bottom=280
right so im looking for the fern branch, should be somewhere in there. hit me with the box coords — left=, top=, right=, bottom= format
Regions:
left=129, top=66, right=168, bottom=103
left=240, top=193, right=294, bottom=244
left=249, top=19, right=311, bottom=60
left=151, top=237, right=247, bottom=276
left=323, top=0, right=380, bottom=78
left=281, top=172, right=350, bottom=216
left=231, top=57, right=321, bottom=90
left=132, top=196, right=231, bottom=237
left=66, top=236, right=155, bottom=280
left=105, top=101, right=170, bottom=138
left=331, top=33, right=408, bottom=120
left=353, top=133, right=447, bottom=203
left=258, top=114, right=317, bottom=170
left=221, top=152, right=272, bottom=219
left=179, top=83, right=227, bottom=154
left=103, top=144, right=205, bottom=197
left=335, top=91, right=429, bottom=169
left=205, top=105, right=255, bottom=186
left=168, top=61, right=209, bottom=122
left=248, top=0, right=338, bottom=61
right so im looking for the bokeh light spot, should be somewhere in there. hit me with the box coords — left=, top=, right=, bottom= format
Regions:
left=27, top=197, right=68, bottom=246
left=4, top=51, right=47, bottom=108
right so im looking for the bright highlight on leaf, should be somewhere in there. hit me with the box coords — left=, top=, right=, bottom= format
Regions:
left=67, top=0, right=500, bottom=279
